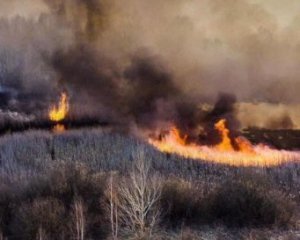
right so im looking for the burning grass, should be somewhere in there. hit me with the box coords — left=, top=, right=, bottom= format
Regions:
left=49, top=92, right=69, bottom=122
left=48, top=92, right=70, bottom=133
left=149, top=120, right=300, bottom=167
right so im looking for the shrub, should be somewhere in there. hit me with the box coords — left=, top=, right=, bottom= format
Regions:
left=160, top=179, right=204, bottom=226
left=0, top=184, right=13, bottom=237
left=160, top=175, right=296, bottom=229
left=28, top=163, right=109, bottom=238
left=3, top=163, right=109, bottom=239
left=11, top=197, right=66, bottom=240
left=208, top=179, right=295, bottom=227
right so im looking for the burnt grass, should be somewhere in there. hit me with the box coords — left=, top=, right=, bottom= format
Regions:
left=0, top=128, right=299, bottom=239
left=243, top=127, right=300, bottom=150
left=0, top=117, right=109, bottom=135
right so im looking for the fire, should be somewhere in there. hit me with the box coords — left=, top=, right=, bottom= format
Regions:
left=214, top=119, right=234, bottom=151
left=53, top=124, right=65, bottom=133
left=49, top=92, right=69, bottom=133
left=151, top=127, right=188, bottom=153
left=235, top=136, right=255, bottom=154
left=148, top=119, right=300, bottom=167
left=49, top=92, right=69, bottom=122
left=214, top=119, right=255, bottom=154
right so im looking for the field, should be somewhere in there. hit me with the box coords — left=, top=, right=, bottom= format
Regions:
left=0, top=128, right=298, bottom=239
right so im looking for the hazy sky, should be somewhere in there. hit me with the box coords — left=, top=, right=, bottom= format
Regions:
left=249, top=0, right=300, bottom=27
left=0, top=0, right=48, bottom=18
left=1, top=0, right=300, bottom=27
left=1, top=0, right=300, bottom=104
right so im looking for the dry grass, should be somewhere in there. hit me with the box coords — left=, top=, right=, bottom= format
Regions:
left=0, top=128, right=298, bottom=239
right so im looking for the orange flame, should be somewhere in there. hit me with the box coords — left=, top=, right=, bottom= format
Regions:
left=214, top=119, right=234, bottom=151
left=214, top=119, right=255, bottom=154
left=52, top=124, right=65, bottom=133
left=148, top=119, right=300, bottom=167
left=235, top=136, right=255, bottom=154
left=49, top=92, right=69, bottom=122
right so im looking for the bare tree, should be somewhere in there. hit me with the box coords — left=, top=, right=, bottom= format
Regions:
left=117, top=151, right=162, bottom=238
left=36, top=226, right=47, bottom=240
left=72, top=198, right=86, bottom=240
left=107, top=173, right=119, bottom=240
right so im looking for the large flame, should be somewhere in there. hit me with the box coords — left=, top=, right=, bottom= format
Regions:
left=148, top=119, right=300, bottom=167
left=214, top=119, right=255, bottom=154
left=214, top=119, right=234, bottom=151
left=49, top=92, right=69, bottom=122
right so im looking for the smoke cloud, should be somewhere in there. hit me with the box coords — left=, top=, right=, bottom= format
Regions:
left=0, top=0, right=300, bottom=130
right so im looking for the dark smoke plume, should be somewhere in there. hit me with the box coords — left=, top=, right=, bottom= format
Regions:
left=123, top=56, right=179, bottom=125
left=197, top=93, right=239, bottom=145
left=0, top=0, right=299, bottom=130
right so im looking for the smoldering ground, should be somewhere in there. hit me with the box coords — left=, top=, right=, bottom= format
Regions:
left=0, top=0, right=300, bottom=131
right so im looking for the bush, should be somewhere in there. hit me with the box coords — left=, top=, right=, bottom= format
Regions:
left=25, top=163, right=109, bottom=238
left=208, top=179, right=295, bottom=227
left=11, top=197, right=66, bottom=240
left=0, top=163, right=109, bottom=239
left=160, top=175, right=296, bottom=229
left=160, top=179, right=204, bottom=226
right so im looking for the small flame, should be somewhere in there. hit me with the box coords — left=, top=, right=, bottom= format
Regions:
left=49, top=92, right=69, bottom=122
left=53, top=124, right=65, bottom=133
left=151, top=127, right=188, bottom=153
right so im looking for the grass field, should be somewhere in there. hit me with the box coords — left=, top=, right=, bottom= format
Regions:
left=0, top=128, right=299, bottom=239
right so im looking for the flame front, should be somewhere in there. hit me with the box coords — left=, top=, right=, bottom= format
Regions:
left=49, top=92, right=69, bottom=122
left=149, top=119, right=300, bottom=167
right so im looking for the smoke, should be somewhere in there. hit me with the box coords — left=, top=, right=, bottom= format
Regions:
left=192, top=93, right=239, bottom=144
left=237, top=102, right=300, bottom=129
left=0, top=0, right=48, bottom=19
left=0, top=0, right=300, bottom=129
